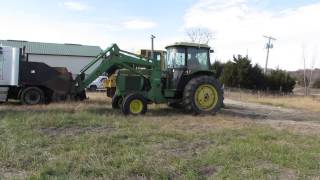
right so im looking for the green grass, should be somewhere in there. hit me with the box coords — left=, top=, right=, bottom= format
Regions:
left=0, top=97, right=320, bottom=179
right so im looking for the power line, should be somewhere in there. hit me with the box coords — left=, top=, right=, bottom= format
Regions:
left=263, top=35, right=276, bottom=74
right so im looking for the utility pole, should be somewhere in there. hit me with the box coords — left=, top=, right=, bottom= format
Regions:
left=302, top=47, right=308, bottom=96
left=151, top=35, right=156, bottom=59
left=263, top=35, right=276, bottom=74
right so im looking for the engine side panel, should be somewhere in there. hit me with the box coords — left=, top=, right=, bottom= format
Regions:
left=117, top=75, right=144, bottom=93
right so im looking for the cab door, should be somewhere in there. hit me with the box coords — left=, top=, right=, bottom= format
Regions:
left=165, top=47, right=186, bottom=90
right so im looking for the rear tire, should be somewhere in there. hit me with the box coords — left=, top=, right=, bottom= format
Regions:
left=183, top=76, right=223, bottom=115
left=122, top=94, right=147, bottom=115
left=20, top=87, right=45, bottom=105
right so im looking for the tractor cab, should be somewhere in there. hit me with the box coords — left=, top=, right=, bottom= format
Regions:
left=164, top=42, right=213, bottom=91
left=164, top=42, right=212, bottom=71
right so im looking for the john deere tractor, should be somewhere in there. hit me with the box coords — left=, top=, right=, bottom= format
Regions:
left=75, top=42, right=223, bottom=115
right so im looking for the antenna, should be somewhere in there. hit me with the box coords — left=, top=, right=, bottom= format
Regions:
left=263, top=35, right=277, bottom=74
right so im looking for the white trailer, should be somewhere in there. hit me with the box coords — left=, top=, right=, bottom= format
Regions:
left=0, top=46, right=80, bottom=105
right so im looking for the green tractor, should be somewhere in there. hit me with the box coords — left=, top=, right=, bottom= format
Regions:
left=75, top=42, right=223, bottom=115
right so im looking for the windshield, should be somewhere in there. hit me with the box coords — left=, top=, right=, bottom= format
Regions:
left=187, top=48, right=209, bottom=70
left=165, top=48, right=185, bottom=69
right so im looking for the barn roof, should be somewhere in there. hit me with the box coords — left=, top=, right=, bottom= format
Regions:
left=0, top=40, right=102, bottom=57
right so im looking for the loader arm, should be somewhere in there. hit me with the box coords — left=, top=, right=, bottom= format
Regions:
left=75, top=44, right=156, bottom=93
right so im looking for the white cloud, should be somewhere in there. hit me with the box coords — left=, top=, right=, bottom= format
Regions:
left=184, top=0, right=320, bottom=70
left=0, top=14, right=110, bottom=47
left=63, top=1, right=89, bottom=11
left=0, top=13, right=173, bottom=53
left=123, top=19, right=157, bottom=30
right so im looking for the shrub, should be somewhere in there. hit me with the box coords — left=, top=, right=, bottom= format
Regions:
left=266, top=69, right=296, bottom=93
left=313, top=78, right=320, bottom=89
left=218, top=55, right=265, bottom=90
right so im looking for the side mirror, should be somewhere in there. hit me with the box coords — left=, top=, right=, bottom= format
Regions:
left=210, top=50, right=214, bottom=53
left=0, top=47, right=2, bottom=55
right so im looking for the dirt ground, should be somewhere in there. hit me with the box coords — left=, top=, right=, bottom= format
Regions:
left=1, top=92, right=320, bottom=136
left=222, top=99, right=320, bottom=135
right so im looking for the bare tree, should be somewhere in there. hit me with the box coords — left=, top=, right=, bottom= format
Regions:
left=308, top=48, right=318, bottom=92
left=186, top=27, right=214, bottom=44
left=302, top=45, right=318, bottom=96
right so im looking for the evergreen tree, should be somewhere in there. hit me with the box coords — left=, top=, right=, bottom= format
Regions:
left=211, top=61, right=224, bottom=79
left=213, top=55, right=296, bottom=93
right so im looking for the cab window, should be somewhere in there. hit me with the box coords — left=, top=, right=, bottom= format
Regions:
left=156, top=54, right=161, bottom=61
left=187, top=48, right=209, bottom=70
left=166, top=48, right=185, bottom=69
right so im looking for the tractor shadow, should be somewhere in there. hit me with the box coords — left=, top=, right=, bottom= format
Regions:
left=146, top=106, right=268, bottom=119
left=220, top=105, right=268, bottom=120
left=147, top=108, right=188, bottom=116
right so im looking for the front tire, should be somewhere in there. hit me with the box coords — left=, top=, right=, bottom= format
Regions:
left=51, top=92, right=67, bottom=102
left=20, top=87, right=45, bottom=105
left=89, top=85, right=97, bottom=91
left=122, top=94, right=147, bottom=115
left=112, top=95, right=123, bottom=109
left=183, top=76, right=223, bottom=114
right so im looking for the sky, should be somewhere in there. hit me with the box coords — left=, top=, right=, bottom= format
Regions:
left=0, top=0, right=319, bottom=70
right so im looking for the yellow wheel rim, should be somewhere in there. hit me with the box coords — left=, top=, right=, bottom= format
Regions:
left=194, top=84, right=218, bottom=111
left=129, top=99, right=143, bottom=114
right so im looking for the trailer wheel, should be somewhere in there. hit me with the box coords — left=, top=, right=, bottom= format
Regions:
left=122, top=94, right=147, bottom=115
left=112, top=95, right=123, bottom=109
left=21, top=87, right=45, bottom=105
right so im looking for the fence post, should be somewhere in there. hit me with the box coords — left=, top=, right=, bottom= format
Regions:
left=238, top=84, right=241, bottom=101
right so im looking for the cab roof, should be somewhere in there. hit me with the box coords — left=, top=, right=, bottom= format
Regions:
left=165, top=42, right=210, bottom=49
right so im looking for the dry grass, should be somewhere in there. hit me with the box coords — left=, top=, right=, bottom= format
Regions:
left=0, top=92, right=320, bottom=179
left=226, top=91, right=320, bottom=112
